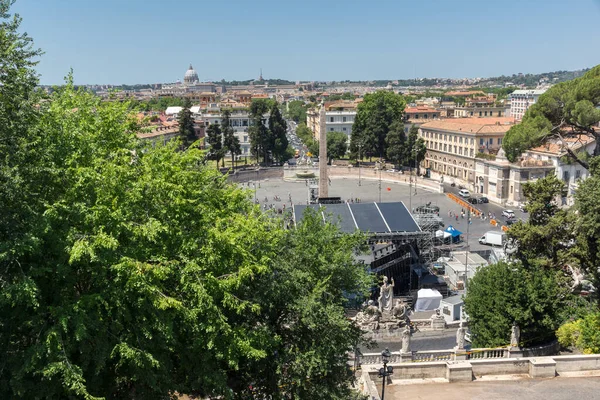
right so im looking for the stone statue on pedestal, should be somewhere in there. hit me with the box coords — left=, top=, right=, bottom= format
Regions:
left=510, top=322, right=521, bottom=348
left=430, top=308, right=446, bottom=330
left=455, top=320, right=466, bottom=349
left=378, top=276, right=395, bottom=313
left=354, top=300, right=381, bottom=330
left=392, top=300, right=409, bottom=324
left=401, top=324, right=411, bottom=353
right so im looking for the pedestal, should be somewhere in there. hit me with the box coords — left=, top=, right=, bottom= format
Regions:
left=508, top=347, right=523, bottom=358
left=529, top=357, right=557, bottom=378
left=446, top=361, right=473, bottom=382
left=399, top=352, right=412, bottom=363
left=431, top=318, right=446, bottom=330
left=454, top=347, right=468, bottom=361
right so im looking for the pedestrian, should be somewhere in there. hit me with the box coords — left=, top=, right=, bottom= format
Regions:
left=455, top=215, right=458, bottom=221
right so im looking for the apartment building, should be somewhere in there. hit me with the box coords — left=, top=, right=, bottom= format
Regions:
left=419, top=118, right=515, bottom=185
left=509, top=89, right=547, bottom=120
left=307, top=100, right=358, bottom=140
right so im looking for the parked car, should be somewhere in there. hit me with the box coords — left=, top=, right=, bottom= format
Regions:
left=467, top=197, right=478, bottom=204
left=477, top=196, right=489, bottom=204
left=505, top=219, right=516, bottom=226
left=502, top=210, right=515, bottom=219
left=458, top=189, right=470, bottom=198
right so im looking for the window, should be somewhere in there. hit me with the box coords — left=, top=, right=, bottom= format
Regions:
left=576, top=170, right=581, bottom=179
left=459, top=137, right=463, bottom=144
left=424, top=114, right=428, bottom=119
left=243, top=135, right=248, bottom=142
left=480, top=138, right=484, bottom=145
left=470, top=138, right=474, bottom=145
left=498, top=138, right=502, bottom=145
left=444, top=144, right=447, bottom=151
left=562, top=171, right=570, bottom=182
left=484, top=111, right=488, bottom=117
left=470, top=149, right=474, bottom=157
left=342, top=127, right=346, bottom=131
left=510, top=185, right=513, bottom=194
left=454, top=145, right=457, bottom=153
left=489, top=138, right=494, bottom=145
left=342, top=117, right=346, bottom=122
left=414, top=114, right=419, bottom=119
left=330, top=128, right=334, bottom=131
left=479, top=111, right=482, bottom=116
left=330, top=117, right=334, bottom=122
left=459, top=147, right=462, bottom=155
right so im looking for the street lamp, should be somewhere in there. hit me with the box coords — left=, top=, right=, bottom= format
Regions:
left=358, top=143, right=362, bottom=186
left=379, top=348, right=393, bottom=400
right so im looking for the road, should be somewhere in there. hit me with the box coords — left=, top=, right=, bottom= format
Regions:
left=248, top=177, right=521, bottom=251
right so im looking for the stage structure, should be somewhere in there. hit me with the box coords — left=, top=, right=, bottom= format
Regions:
left=293, top=201, right=432, bottom=296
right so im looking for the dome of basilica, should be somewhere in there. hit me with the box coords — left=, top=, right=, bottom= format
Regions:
left=184, top=64, right=199, bottom=84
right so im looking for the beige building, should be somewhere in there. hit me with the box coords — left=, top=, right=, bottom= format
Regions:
left=307, top=100, right=359, bottom=140
left=419, top=118, right=515, bottom=186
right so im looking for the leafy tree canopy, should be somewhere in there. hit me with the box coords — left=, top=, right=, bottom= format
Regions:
left=503, top=65, right=600, bottom=168
left=350, top=91, right=406, bottom=159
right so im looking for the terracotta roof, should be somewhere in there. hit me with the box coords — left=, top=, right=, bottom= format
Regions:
left=445, top=90, right=485, bottom=97
left=405, top=106, right=439, bottom=114
left=420, top=117, right=515, bottom=135
left=137, top=126, right=179, bottom=139
left=529, top=134, right=595, bottom=156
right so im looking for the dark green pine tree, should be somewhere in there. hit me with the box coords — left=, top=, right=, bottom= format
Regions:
left=206, top=121, right=223, bottom=168
left=268, top=102, right=288, bottom=163
left=222, top=108, right=241, bottom=168
left=178, top=98, right=196, bottom=147
left=385, top=120, right=406, bottom=169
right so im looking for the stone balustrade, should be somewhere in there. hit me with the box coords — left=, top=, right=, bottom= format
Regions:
left=360, top=354, right=600, bottom=398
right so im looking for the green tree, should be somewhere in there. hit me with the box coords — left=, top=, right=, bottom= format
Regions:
left=350, top=91, right=406, bottom=159
left=557, top=312, right=600, bottom=354
left=327, top=131, right=348, bottom=160
left=268, top=102, right=289, bottom=163
left=405, top=125, right=427, bottom=173
left=248, top=99, right=271, bottom=164
left=286, top=100, right=308, bottom=123
left=503, top=65, right=600, bottom=167
left=385, top=120, right=406, bottom=168
left=206, top=121, right=224, bottom=168
left=295, top=122, right=314, bottom=144
left=574, top=158, right=600, bottom=300
left=178, top=97, right=196, bottom=147
left=222, top=108, right=241, bottom=168
left=507, top=174, right=576, bottom=270
left=0, top=82, right=372, bottom=400
left=464, top=261, right=570, bottom=348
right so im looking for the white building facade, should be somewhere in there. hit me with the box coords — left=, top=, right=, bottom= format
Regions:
left=509, top=89, right=547, bottom=120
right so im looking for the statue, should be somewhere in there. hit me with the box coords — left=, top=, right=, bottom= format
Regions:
left=392, top=300, right=408, bottom=323
left=456, top=320, right=466, bottom=349
left=355, top=300, right=381, bottom=330
left=378, top=276, right=395, bottom=313
left=431, top=308, right=444, bottom=321
left=401, top=324, right=411, bottom=353
left=510, top=322, right=521, bottom=348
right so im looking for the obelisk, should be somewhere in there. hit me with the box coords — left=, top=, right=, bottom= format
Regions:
left=318, top=101, right=329, bottom=198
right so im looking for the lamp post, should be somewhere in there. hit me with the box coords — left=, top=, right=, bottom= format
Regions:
left=379, top=348, right=393, bottom=400
left=378, top=160, right=382, bottom=203
left=358, top=143, right=362, bottom=186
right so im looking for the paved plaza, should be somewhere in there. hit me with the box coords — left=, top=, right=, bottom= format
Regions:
left=382, top=375, right=600, bottom=400
left=243, top=176, right=526, bottom=251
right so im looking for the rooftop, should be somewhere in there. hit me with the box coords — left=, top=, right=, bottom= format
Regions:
left=420, top=117, right=515, bottom=135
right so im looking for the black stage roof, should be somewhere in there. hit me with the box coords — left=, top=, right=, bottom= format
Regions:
left=293, top=202, right=421, bottom=234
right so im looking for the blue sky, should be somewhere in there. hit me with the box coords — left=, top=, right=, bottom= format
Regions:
left=11, top=0, right=600, bottom=85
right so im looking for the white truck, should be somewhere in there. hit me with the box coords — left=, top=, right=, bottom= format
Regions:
left=478, top=231, right=505, bottom=246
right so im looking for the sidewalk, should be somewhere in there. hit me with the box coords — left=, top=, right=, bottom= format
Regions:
left=383, top=375, right=600, bottom=400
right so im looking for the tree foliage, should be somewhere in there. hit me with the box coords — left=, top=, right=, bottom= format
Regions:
left=177, top=97, right=196, bottom=147
left=557, top=312, right=600, bottom=354
left=285, top=100, right=308, bottom=123
left=350, top=91, right=406, bottom=159
left=268, top=103, right=289, bottom=162
left=464, top=261, right=570, bottom=348
left=0, top=5, right=373, bottom=397
left=503, top=65, right=600, bottom=168
left=222, top=108, right=241, bottom=168
left=327, top=131, right=348, bottom=159
left=206, top=121, right=224, bottom=167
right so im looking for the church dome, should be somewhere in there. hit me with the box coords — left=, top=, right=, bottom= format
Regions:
left=184, top=64, right=199, bottom=84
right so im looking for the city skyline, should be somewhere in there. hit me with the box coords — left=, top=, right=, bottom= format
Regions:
left=12, top=0, right=600, bottom=85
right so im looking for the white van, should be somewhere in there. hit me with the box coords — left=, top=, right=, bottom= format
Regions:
left=458, top=189, right=470, bottom=198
